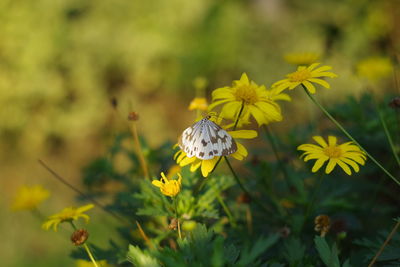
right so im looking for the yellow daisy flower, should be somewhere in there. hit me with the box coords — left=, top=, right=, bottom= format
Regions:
left=188, top=97, right=208, bottom=111
left=209, top=73, right=288, bottom=126
left=11, top=185, right=50, bottom=211
left=273, top=63, right=338, bottom=94
left=297, top=136, right=366, bottom=175
left=152, top=172, right=182, bottom=197
left=174, top=129, right=258, bottom=177
left=283, top=52, right=320, bottom=66
left=42, top=204, right=94, bottom=232
left=356, top=57, right=393, bottom=83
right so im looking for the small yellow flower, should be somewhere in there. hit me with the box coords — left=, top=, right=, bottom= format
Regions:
left=152, top=172, right=182, bottom=197
left=283, top=52, right=320, bottom=65
left=174, top=129, right=258, bottom=177
left=297, top=136, right=366, bottom=175
left=273, top=63, right=338, bottom=94
left=209, top=73, right=288, bottom=126
left=11, top=185, right=50, bottom=211
left=42, top=204, right=94, bottom=232
left=356, top=57, right=393, bottom=83
left=188, top=97, right=209, bottom=111
left=314, top=215, right=331, bottom=237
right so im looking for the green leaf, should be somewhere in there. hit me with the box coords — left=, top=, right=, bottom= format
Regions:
left=314, top=236, right=340, bottom=267
left=127, top=245, right=160, bottom=267
left=237, top=234, right=280, bottom=266
left=283, top=237, right=306, bottom=266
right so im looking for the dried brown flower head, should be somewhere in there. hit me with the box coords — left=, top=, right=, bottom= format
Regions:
left=168, top=218, right=178, bottom=230
left=389, top=97, right=400, bottom=109
left=71, top=229, right=89, bottom=246
left=314, top=215, right=331, bottom=237
left=128, top=112, right=139, bottom=121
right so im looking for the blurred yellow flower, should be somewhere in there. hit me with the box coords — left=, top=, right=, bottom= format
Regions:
left=298, top=136, right=366, bottom=175
left=174, top=129, right=257, bottom=177
left=280, top=199, right=295, bottom=209
left=193, top=76, right=208, bottom=90
left=209, top=73, right=285, bottom=126
left=273, top=63, right=337, bottom=94
left=11, top=185, right=50, bottom=211
left=166, top=165, right=182, bottom=179
left=152, top=172, right=182, bottom=197
left=283, top=52, right=320, bottom=65
left=188, top=97, right=208, bottom=111
left=42, top=204, right=95, bottom=232
left=356, top=57, right=393, bottom=83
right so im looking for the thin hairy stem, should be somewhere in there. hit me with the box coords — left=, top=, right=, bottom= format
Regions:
left=224, top=157, right=271, bottom=214
left=368, top=220, right=400, bottom=267
left=38, top=159, right=130, bottom=225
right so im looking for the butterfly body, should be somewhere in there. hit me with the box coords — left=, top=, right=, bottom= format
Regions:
left=178, top=118, right=237, bottom=160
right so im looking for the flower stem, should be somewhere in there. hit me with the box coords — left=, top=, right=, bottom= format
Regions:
left=224, top=156, right=271, bottom=214
left=303, top=172, right=325, bottom=227
left=173, top=197, right=182, bottom=239
left=377, top=106, right=400, bottom=167
left=129, top=122, right=150, bottom=180
left=302, top=86, right=400, bottom=186
left=368, top=219, right=400, bottom=267
left=83, top=244, right=99, bottom=267
left=38, top=160, right=130, bottom=225
left=216, top=194, right=237, bottom=227
left=69, top=222, right=99, bottom=267
left=233, top=101, right=245, bottom=130
left=262, top=125, right=290, bottom=188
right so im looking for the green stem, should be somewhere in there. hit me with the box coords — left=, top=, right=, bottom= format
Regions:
left=302, top=86, right=400, bottom=186
left=303, top=172, right=325, bottom=226
left=262, top=125, right=290, bottom=188
left=377, top=106, right=400, bottom=167
left=216, top=194, right=237, bottom=227
left=83, top=244, right=99, bottom=267
left=368, top=219, right=400, bottom=267
left=224, top=156, right=271, bottom=214
left=173, top=197, right=182, bottom=239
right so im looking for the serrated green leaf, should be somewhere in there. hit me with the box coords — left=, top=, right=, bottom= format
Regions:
left=127, top=245, right=160, bottom=267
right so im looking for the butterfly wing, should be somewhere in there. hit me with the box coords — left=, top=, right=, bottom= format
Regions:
left=179, top=119, right=237, bottom=160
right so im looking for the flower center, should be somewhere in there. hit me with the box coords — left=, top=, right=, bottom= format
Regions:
left=323, top=146, right=342, bottom=158
left=234, top=85, right=259, bottom=105
left=288, top=69, right=312, bottom=82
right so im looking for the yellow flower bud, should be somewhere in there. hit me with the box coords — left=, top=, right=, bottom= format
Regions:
left=152, top=172, right=182, bottom=197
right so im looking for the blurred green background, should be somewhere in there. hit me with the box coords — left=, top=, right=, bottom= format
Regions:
left=1, top=0, right=399, bottom=266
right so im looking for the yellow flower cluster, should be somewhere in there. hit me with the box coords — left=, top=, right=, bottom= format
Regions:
left=177, top=63, right=341, bottom=178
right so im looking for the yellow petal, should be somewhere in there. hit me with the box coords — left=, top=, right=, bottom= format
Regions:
left=201, top=158, right=219, bottom=177
left=312, top=136, right=328, bottom=147
left=228, top=130, right=258, bottom=139
left=337, top=160, right=352, bottom=175
left=325, top=159, right=337, bottom=174
left=311, top=157, right=329, bottom=172
left=328, top=136, right=337, bottom=146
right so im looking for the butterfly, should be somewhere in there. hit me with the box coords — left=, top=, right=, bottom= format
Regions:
left=178, top=116, right=237, bottom=160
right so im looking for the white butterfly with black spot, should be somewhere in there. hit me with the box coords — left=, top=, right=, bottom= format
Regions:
left=178, top=116, right=237, bottom=160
